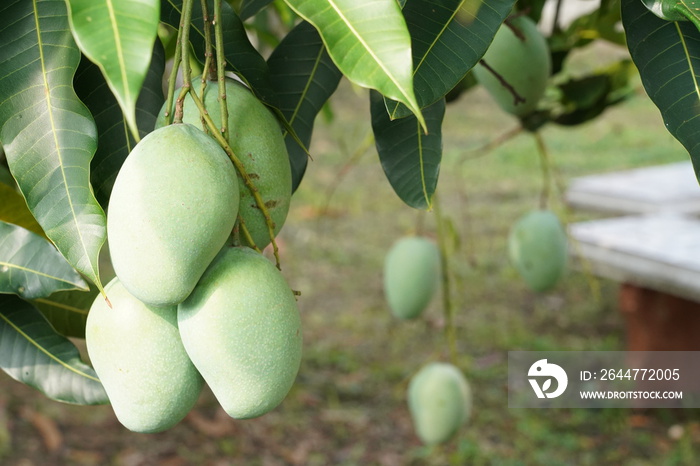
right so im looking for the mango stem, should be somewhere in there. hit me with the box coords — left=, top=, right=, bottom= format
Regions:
left=433, top=191, right=457, bottom=363
left=186, top=88, right=281, bottom=268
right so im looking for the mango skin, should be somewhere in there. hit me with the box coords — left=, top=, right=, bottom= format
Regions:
left=156, top=79, right=292, bottom=250
left=107, top=123, right=239, bottom=306
left=86, top=278, right=204, bottom=433
left=408, top=362, right=472, bottom=445
left=178, top=247, right=302, bottom=419
left=472, top=16, right=551, bottom=117
left=508, top=209, right=568, bottom=292
left=383, top=236, right=440, bottom=319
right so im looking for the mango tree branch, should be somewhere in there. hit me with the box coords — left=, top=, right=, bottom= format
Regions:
left=214, top=0, right=229, bottom=144
left=479, top=59, right=525, bottom=107
left=175, top=0, right=196, bottom=123
left=163, top=9, right=187, bottom=126
left=185, top=89, right=282, bottom=268
left=237, top=217, right=261, bottom=253
left=201, top=0, right=215, bottom=81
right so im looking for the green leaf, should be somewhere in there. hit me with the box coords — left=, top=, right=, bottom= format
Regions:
left=0, top=165, right=14, bottom=188
left=0, top=183, right=44, bottom=236
left=0, top=221, right=88, bottom=299
left=548, top=0, right=625, bottom=74
left=268, top=21, right=342, bottom=192
left=550, top=0, right=625, bottom=51
left=0, top=294, right=107, bottom=405
left=0, top=0, right=106, bottom=291
left=161, top=0, right=278, bottom=105
left=240, top=0, right=273, bottom=20
left=370, top=91, right=444, bottom=210
left=552, top=60, right=636, bottom=126
left=33, top=286, right=98, bottom=338
left=515, top=0, right=547, bottom=23
left=642, top=0, right=700, bottom=29
left=675, top=0, right=700, bottom=30
left=66, top=0, right=160, bottom=141
left=75, top=41, right=166, bottom=207
left=284, top=0, right=425, bottom=128
left=622, top=0, right=700, bottom=178
left=386, top=0, right=514, bottom=119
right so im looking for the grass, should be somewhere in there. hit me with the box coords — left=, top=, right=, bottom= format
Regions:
left=2, top=40, right=700, bottom=465
left=280, top=40, right=696, bottom=464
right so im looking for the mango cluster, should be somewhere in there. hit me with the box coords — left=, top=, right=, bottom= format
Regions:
left=86, top=80, right=301, bottom=433
left=382, top=236, right=473, bottom=444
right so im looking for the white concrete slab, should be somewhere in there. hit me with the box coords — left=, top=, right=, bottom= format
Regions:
left=566, top=162, right=700, bottom=215
left=569, top=213, right=700, bottom=302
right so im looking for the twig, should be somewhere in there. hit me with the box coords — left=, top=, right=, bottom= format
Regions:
left=214, top=0, right=229, bottom=144
left=185, top=89, right=282, bottom=268
left=459, top=126, right=522, bottom=164
left=533, top=131, right=551, bottom=209
left=174, top=0, right=280, bottom=267
left=479, top=59, right=525, bottom=107
left=162, top=9, right=186, bottom=126
left=433, top=191, right=457, bottom=363
left=174, top=0, right=196, bottom=124
left=320, top=131, right=374, bottom=218
left=539, top=133, right=603, bottom=305
left=201, top=0, right=215, bottom=81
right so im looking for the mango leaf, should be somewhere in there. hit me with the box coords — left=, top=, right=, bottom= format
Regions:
left=0, top=0, right=106, bottom=291
left=516, top=0, right=547, bottom=23
left=370, top=91, right=444, bottom=210
left=0, top=221, right=87, bottom=299
left=676, top=0, right=700, bottom=30
left=549, top=0, right=625, bottom=74
left=240, top=0, right=273, bottom=20
left=642, top=0, right=700, bottom=31
left=0, top=294, right=107, bottom=405
left=284, top=0, right=425, bottom=128
left=552, top=60, right=636, bottom=126
left=75, top=41, right=166, bottom=207
left=268, top=21, right=342, bottom=192
left=622, top=0, right=700, bottom=179
left=66, top=0, right=160, bottom=141
left=0, top=183, right=43, bottom=236
left=386, top=0, right=514, bottom=119
left=0, top=165, right=14, bottom=188
left=33, top=286, right=98, bottom=339
left=161, top=0, right=277, bottom=105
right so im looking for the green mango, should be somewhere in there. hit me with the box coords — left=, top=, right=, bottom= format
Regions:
left=408, top=362, right=472, bottom=445
left=178, top=246, right=302, bottom=419
left=508, top=209, right=568, bottom=292
left=156, top=78, right=292, bottom=250
left=86, top=278, right=204, bottom=433
left=472, top=16, right=551, bottom=117
left=383, top=236, right=440, bottom=319
left=107, top=123, right=239, bottom=306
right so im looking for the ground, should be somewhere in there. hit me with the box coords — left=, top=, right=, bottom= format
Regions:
left=2, top=41, right=700, bottom=465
